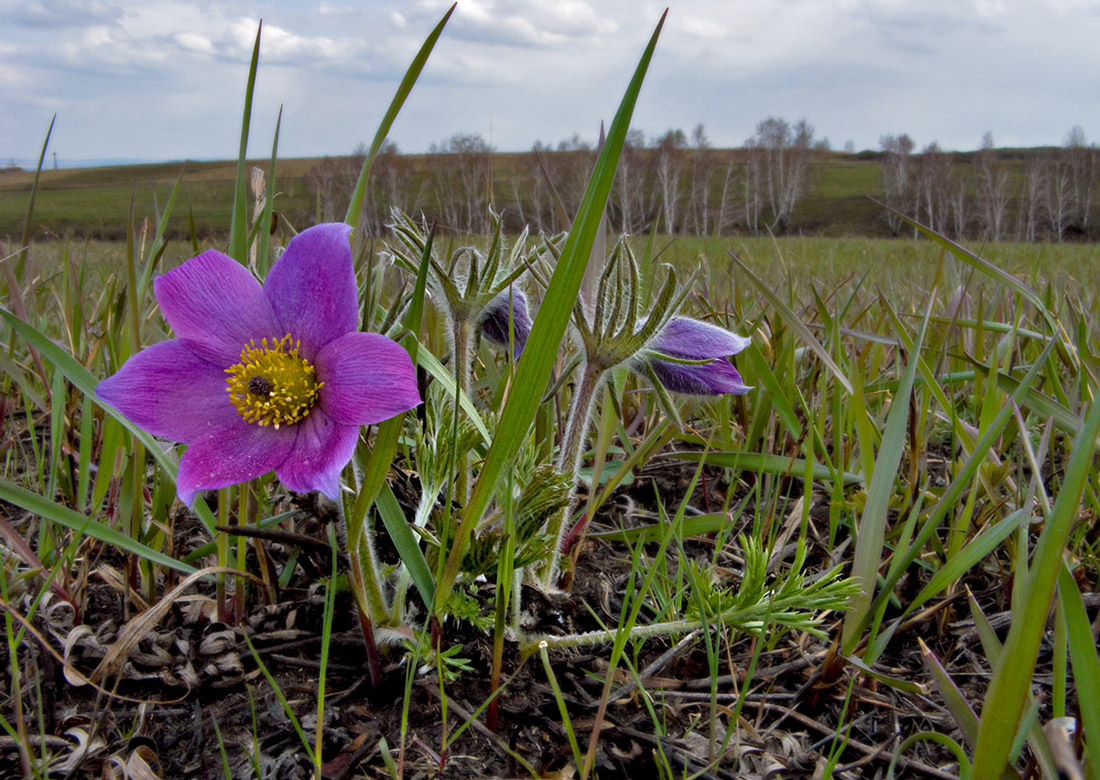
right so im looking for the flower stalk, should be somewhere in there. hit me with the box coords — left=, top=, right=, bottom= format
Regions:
left=531, top=237, right=686, bottom=588
left=540, top=362, right=603, bottom=586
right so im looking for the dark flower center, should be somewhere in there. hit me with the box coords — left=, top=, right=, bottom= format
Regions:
left=225, top=334, right=323, bottom=429
left=248, top=375, right=274, bottom=397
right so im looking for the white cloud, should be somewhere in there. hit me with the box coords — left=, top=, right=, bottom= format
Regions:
left=0, top=0, right=121, bottom=29
left=676, top=16, right=727, bottom=39
left=317, top=2, right=356, bottom=15
left=174, top=32, right=214, bottom=55
left=4, top=0, right=1100, bottom=161
left=411, top=0, right=618, bottom=47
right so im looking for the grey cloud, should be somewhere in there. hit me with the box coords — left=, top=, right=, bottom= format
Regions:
left=0, top=0, right=122, bottom=29
left=404, top=0, right=618, bottom=49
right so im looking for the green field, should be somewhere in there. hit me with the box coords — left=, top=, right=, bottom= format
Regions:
left=1, top=146, right=1071, bottom=243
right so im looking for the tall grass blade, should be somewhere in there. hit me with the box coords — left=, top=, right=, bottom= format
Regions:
left=255, top=106, right=282, bottom=276
left=0, top=479, right=194, bottom=574
left=728, top=250, right=854, bottom=395
left=840, top=299, right=928, bottom=651
left=16, top=115, right=55, bottom=279
left=0, top=307, right=218, bottom=535
left=972, top=392, right=1100, bottom=779
left=434, top=12, right=668, bottom=612
left=918, top=638, right=981, bottom=748
left=665, top=450, right=861, bottom=485
left=876, top=201, right=1077, bottom=369
left=854, top=337, right=1058, bottom=643
left=377, top=483, right=434, bottom=607
left=1057, top=563, right=1100, bottom=780
left=228, top=22, right=262, bottom=263
left=136, top=170, right=184, bottom=302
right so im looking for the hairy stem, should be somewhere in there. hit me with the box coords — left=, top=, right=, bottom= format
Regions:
left=452, top=318, right=473, bottom=508
left=540, top=362, right=603, bottom=588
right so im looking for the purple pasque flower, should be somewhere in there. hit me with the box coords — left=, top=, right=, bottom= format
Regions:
left=97, top=223, right=421, bottom=505
left=638, top=317, right=751, bottom=395
left=478, top=286, right=532, bottom=359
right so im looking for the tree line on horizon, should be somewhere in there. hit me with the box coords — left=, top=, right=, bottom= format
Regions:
left=305, top=120, right=1100, bottom=243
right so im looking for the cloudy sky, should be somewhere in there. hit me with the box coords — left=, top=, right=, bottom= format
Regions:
left=3, top=0, right=1100, bottom=166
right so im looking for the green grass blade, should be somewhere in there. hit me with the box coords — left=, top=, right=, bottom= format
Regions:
left=433, top=13, right=668, bottom=613
left=345, top=4, right=455, bottom=229
left=855, top=337, right=1059, bottom=644
left=377, top=483, right=434, bottom=607
left=0, top=306, right=218, bottom=535
left=664, top=450, right=862, bottom=485
left=918, top=638, right=981, bottom=748
left=1057, top=563, right=1100, bottom=780
left=0, top=479, right=194, bottom=574
left=228, top=21, right=262, bottom=263
left=728, top=250, right=854, bottom=395
left=972, top=392, right=1100, bottom=780
left=416, top=346, right=490, bottom=444
left=876, top=201, right=1076, bottom=368
left=16, top=115, right=55, bottom=278
left=742, top=344, right=802, bottom=439
left=967, top=592, right=1061, bottom=780
left=905, top=505, right=1029, bottom=618
left=137, top=169, right=184, bottom=302
left=539, top=641, right=585, bottom=770
left=961, top=354, right=1094, bottom=445
left=255, top=106, right=282, bottom=276
left=842, top=298, right=930, bottom=653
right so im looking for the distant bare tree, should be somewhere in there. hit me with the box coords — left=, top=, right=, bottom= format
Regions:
left=359, top=141, right=422, bottom=236
left=525, top=141, right=553, bottom=232
left=742, top=145, right=764, bottom=235
left=1018, top=155, right=1047, bottom=242
left=949, top=176, right=969, bottom=238
left=529, top=135, right=597, bottom=232
left=306, top=145, right=365, bottom=223
left=429, top=133, right=492, bottom=234
left=713, top=153, right=738, bottom=237
left=612, top=128, right=647, bottom=233
left=555, top=134, right=597, bottom=220
left=654, top=128, right=687, bottom=233
left=879, top=133, right=916, bottom=235
left=1045, top=151, right=1073, bottom=241
left=686, top=123, right=714, bottom=236
left=916, top=142, right=951, bottom=234
left=975, top=134, right=1010, bottom=241
left=747, top=117, right=816, bottom=232
left=1066, top=125, right=1099, bottom=234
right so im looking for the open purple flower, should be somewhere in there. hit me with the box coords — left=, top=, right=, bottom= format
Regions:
left=478, top=287, right=532, bottom=359
left=637, top=317, right=751, bottom=395
left=97, top=223, right=421, bottom=505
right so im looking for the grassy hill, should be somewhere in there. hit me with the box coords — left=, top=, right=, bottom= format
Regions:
left=0, top=146, right=1085, bottom=243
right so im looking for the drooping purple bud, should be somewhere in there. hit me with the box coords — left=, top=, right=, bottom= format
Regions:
left=479, top=287, right=532, bottom=359
left=639, top=317, right=751, bottom=396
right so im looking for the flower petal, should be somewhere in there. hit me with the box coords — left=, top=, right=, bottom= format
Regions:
left=315, top=332, right=421, bottom=425
left=275, top=408, right=358, bottom=499
left=264, top=223, right=357, bottom=358
left=176, top=415, right=296, bottom=506
left=650, top=317, right=751, bottom=360
left=96, top=340, right=233, bottom=443
left=479, top=287, right=532, bottom=359
left=154, top=250, right=281, bottom=366
left=649, top=356, right=751, bottom=396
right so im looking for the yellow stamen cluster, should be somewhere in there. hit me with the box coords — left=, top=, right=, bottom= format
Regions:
left=225, top=334, right=322, bottom=429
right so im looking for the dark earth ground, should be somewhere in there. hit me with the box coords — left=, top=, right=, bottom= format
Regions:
left=0, top=459, right=1077, bottom=779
